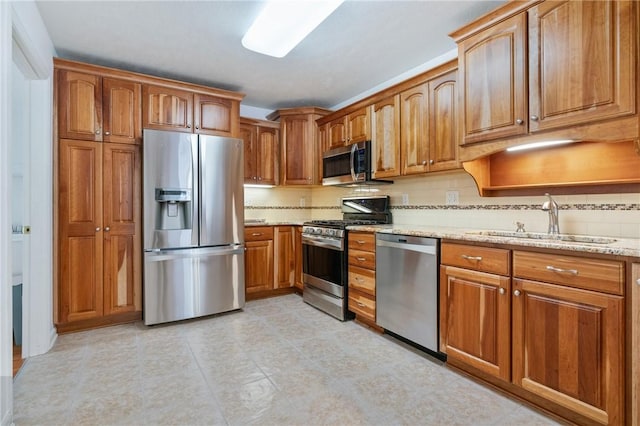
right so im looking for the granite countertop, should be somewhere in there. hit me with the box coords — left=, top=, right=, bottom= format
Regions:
left=347, top=224, right=640, bottom=258
left=244, top=220, right=305, bottom=226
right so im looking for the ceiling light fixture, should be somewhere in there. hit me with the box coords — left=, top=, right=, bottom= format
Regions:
left=242, top=0, right=344, bottom=58
left=506, top=140, right=574, bottom=152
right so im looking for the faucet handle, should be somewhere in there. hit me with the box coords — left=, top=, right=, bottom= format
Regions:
left=515, top=222, right=526, bottom=233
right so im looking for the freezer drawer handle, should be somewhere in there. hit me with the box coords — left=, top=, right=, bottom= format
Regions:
left=145, top=246, right=244, bottom=261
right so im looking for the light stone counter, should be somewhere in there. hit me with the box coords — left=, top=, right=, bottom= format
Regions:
left=244, top=220, right=305, bottom=226
left=347, top=224, right=640, bottom=258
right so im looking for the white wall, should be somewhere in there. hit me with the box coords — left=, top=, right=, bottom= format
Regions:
left=1, top=2, right=55, bottom=424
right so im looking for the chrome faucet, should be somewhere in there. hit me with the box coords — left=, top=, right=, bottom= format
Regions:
left=541, top=193, right=560, bottom=235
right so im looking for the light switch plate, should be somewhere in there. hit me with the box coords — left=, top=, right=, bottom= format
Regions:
left=446, top=190, right=459, bottom=206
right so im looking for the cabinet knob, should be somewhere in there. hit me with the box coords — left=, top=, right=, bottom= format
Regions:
left=105, top=227, right=110, bottom=232
left=253, top=176, right=257, bottom=180
left=637, top=279, right=640, bottom=285
left=187, top=124, right=191, bottom=128
left=258, top=177, right=262, bottom=181
left=95, top=129, right=101, bottom=135
left=421, top=160, right=427, bottom=165
left=499, top=288, right=505, bottom=295
left=195, top=126, right=199, bottom=130
left=530, top=115, right=539, bottom=121
left=514, top=290, right=521, bottom=296
left=95, top=227, right=101, bottom=232
left=515, top=119, right=524, bottom=125
left=104, top=131, right=110, bottom=136
left=429, top=159, right=434, bottom=165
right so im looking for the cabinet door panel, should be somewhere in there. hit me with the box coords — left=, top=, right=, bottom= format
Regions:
left=282, top=114, right=314, bottom=184
left=460, top=13, right=527, bottom=144
left=347, top=108, right=370, bottom=144
left=58, top=70, right=102, bottom=141
left=274, top=227, right=294, bottom=289
left=103, top=144, right=141, bottom=314
left=529, top=0, right=635, bottom=132
left=240, top=123, right=257, bottom=183
left=429, top=70, right=459, bottom=171
left=440, top=265, right=511, bottom=381
left=512, top=279, right=624, bottom=425
left=194, top=94, right=238, bottom=137
left=257, top=126, right=278, bottom=185
left=103, top=78, right=141, bottom=144
left=142, top=85, right=193, bottom=132
left=245, top=240, right=274, bottom=293
left=58, top=140, right=103, bottom=323
left=400, top=84, right=429, bottom=175
left=372, top=95, right=400, bottom=178
left=327, top=117, right=346, bottom=149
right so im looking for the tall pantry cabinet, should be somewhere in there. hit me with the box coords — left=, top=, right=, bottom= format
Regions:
left=55, top=63, right=142, bottom=332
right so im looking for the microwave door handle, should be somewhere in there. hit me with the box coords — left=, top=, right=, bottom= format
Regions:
left=350, top=143, right=357, bottom=182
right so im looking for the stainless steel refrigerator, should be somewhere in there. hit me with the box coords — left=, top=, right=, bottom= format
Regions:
left=142, top=129, right=245, bottom=325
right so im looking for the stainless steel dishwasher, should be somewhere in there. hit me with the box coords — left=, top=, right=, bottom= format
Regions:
left=376, top=233, right=442, bottom=358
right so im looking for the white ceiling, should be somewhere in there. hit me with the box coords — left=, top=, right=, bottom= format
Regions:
left=36, top=0, right=505, bottom=111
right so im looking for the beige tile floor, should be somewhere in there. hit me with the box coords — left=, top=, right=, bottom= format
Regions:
left=13, top=294, right=561, bottom=425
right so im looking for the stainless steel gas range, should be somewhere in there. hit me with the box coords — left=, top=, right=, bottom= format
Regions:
left=301, top=196, right=391, bottom=320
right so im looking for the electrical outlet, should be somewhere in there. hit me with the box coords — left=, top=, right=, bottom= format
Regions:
left=446, top=190, right=459, bottom=206
left=401, top=193, right=409, bottom=205
left=299, top=197, right=306, bottom=207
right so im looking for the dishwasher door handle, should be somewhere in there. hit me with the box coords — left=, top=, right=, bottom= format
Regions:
left=376, top=239, right=437, bottom=255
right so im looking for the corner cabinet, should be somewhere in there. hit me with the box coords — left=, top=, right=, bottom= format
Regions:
left=441, top=240, right=626, bottom=425
left=240, top=117, right=279, bottom=185
left=451, top=0, right=638, bottom=158
left=267, top=107, right=331, bottom=185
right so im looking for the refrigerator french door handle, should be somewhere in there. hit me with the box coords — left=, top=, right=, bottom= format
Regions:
left=191, top=134, right=199, bottom=247
left=145, top=245, right=245, bottom=261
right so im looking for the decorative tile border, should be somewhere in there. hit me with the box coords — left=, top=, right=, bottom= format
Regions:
left=246, top=203, right=640, bottom=211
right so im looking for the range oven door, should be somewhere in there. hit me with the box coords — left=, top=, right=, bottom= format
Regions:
left=301, top=233, right=348, bottom=320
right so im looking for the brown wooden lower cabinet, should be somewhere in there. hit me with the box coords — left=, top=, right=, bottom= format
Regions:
left=57, top=139, right=141, bottom=332
left=244, top=225, right=299, bottom=300
left=440, top=242, right=626, bottom=425
left=347, top=232, right=377, bottom=325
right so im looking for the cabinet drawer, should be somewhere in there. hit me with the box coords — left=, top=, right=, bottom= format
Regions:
left=513, top=251, right=624, bottom=295
left=348, top=289, right=375, bottom=322
left=348, top=232, right=375, bottom=252
left=442, top=242, right=510, bottom=276
left=244, top=226, right=273, bottom=241
left=348, top=265, right=375, bottom=296
left=349, top=248, right=375, bottom=270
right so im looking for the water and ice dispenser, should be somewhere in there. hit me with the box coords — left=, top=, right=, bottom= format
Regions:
left=155, top=188, right=192, bottom=230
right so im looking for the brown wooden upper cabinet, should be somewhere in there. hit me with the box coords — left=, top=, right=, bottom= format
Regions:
left=240, top=117, right=279, bottom=185
left=371, top=95, right=401, bottom=178
left=267, top=107, right=331, bottom=185
left=58, top=70, right=141, bottom=144
left=453, top=0, right=636, bottom=147
left=325, top=107, right=370, bottom=150
left=143, top=85, right=239, bottom=137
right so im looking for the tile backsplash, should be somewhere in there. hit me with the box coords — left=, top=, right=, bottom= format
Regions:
left=244, top=170, right=640, bottom=239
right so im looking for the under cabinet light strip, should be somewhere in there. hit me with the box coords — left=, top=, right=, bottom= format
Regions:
left=506, top=140, right=574, bottom=152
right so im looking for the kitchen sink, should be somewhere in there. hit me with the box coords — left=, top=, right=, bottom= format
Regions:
left=466, top=230, right=617, bottom=245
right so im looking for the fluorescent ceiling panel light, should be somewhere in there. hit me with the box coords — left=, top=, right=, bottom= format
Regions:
left=506, top=140, right=574, bottom=152
left=242, top=0, right=344, bottom=58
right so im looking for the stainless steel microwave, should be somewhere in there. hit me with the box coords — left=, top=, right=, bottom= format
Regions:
left=322, top=141, right=392, bottom=186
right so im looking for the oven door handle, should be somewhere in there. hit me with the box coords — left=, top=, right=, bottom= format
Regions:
left=302, top=234, right=344, bottom=251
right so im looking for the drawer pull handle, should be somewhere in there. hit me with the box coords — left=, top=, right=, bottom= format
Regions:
left=461, top=255, right=482, bottom=261
left=357, top=302, right=365, bottom=307
left=355, top=277, right=364, bottom=282
left=356, top=240, right=366, bottom=244
left=356, top=257, right=366, bottom=261
left=546, top=265, right=578, bottom=275
left=251, top=232, right=263, bottom=236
